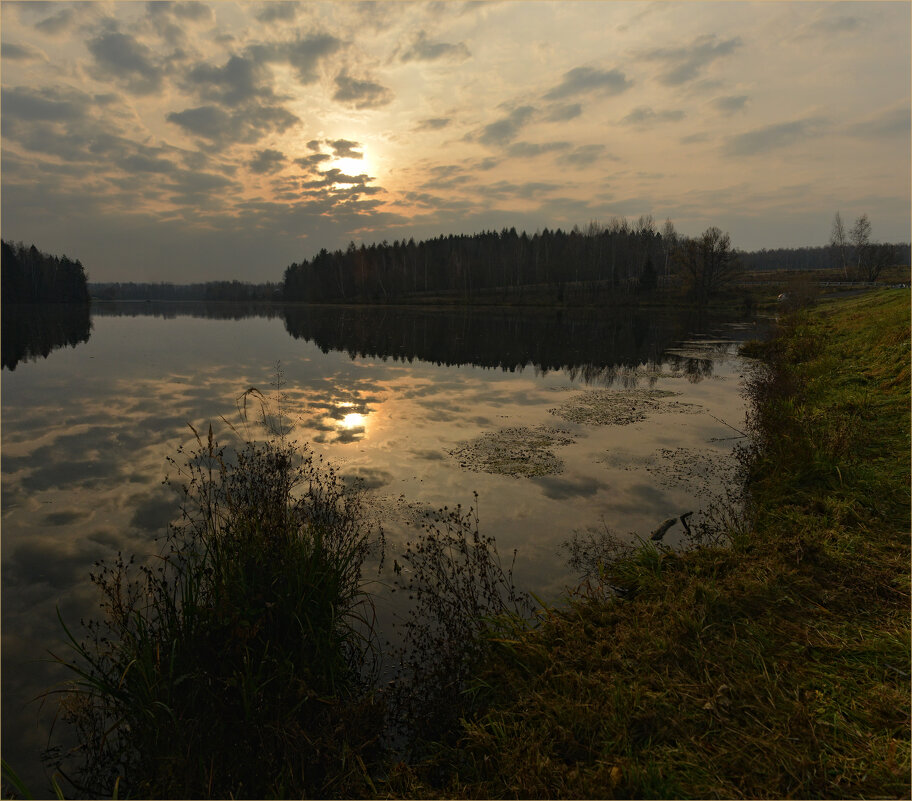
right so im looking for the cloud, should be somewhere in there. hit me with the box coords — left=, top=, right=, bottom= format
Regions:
left=845, top=105, right=911, bottom=138
left=165, top=169, right=240, bottom=206
left=166, top=103, right=299, bottom=144
left=34, top=7, right=76, bottom=36
left=415, top=117, right=451, bottom=131
left=87, top=30, right=165, bottom=94
left=327, top=138, right=362, bottom=158
left=246, top=35, right=343, bottom=84
left=724, top=117, right=824, bottom=156
left=544, top=103, right=582, bottom=122
left=1, top=85, right=87, bottom=122
left=248, top=148, right=286, bottom=174
left=186, top=54, right=272, bottom=106
left=799, top=13, right=865, bottom=38
left=544, top=66, right=631, bottom=100
left=294, top=153, right=332, bottom=172
left=506, top=140, right=571, bottom=158
left=398, top=30, right=470, bottom=62
left=476, top=105, right=535, bottom=146
left=255, top=2, right=300, bottom=23
left=711, top=95, right=748, bottom=115
left=621, top=106, right=685, bottom=127
left=642, top=34, right=742, bottom=86
left=1, top=42, right=46, bottom=61
left=559, top=144, right=608, bottom=167
left=300, top=168, right=373, bottom=189
left=332, top=71, right=394, bottom=109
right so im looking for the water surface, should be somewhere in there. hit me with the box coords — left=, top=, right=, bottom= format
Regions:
left=2, top=301, right=766, bottom=793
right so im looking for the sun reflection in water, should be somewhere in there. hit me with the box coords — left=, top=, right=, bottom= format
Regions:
left=340, top=412, right=366, bottom=429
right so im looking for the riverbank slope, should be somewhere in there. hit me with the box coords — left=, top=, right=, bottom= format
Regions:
left=393, top=289, right=911, bottom=798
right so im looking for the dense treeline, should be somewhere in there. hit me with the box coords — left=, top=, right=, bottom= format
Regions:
left=90, top=281, right=282, bottom=302
left=739, top=242, right=911, bottom=273
left=282, top=218, right=910, bottom=304
left=2, top=240, right=90, bottom=304
left=283, top=219, right=675, bottom=303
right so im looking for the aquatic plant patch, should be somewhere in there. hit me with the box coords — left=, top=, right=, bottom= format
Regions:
left=448, top=425, right=576, bottom=477
left=549, top=388, right=699, bottom=426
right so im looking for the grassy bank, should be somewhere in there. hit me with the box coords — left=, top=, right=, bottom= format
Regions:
left=390, top=289, right=910, bottom=798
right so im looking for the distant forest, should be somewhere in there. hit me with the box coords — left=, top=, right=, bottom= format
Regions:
left=282, top=221, right=911, bottom=304
left=2, top=240, right=90, bottom=303
left=90, top=281, right=282, bottom=302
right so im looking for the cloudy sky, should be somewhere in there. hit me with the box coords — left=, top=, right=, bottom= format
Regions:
left=1, top=1, right=909, bottom=283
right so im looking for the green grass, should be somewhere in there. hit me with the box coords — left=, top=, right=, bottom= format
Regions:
left=387, top=290, right=910, bottom=798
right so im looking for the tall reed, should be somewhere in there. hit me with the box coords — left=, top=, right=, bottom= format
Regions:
left=49, top=424, right=385, bottom=798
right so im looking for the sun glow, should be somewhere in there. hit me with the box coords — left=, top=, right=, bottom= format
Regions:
left=340, top=412, right=366, bottom=429
left=332, top=156, right=372, bottom=179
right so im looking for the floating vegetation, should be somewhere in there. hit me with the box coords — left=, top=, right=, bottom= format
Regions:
left=448, top=425, right=575, bottom=478
left=549, top=388, right=700, bottom=426
left=645, top=446, right=736, bottom=496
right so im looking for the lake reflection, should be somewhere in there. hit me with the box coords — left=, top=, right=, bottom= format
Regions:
left=1, top=301, right=766, bottom=793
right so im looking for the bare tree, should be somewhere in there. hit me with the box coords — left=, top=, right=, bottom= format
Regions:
left=830, top=212, right=848, bottom=279
left=674, top=226, right=740, bottom=301
left=850, top=213, right=872, bottom=279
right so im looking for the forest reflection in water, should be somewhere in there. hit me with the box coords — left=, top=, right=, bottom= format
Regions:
left=4, top=300, right=752, bottom=381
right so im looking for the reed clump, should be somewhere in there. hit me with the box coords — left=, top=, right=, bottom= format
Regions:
left=50, top=425, right=386, bottom=799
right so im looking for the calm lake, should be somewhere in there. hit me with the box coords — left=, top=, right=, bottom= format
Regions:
left=2, top=301, right=767, bottom=793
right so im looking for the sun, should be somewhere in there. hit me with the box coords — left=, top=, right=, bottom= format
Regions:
left=331, top=156, right=373, bottom=180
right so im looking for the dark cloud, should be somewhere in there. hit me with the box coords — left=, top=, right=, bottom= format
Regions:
left=544, top=66, right=631, bottom=100
left=147, top=2, right=214, bottom=22
left=1, top=42, right=45, bottom=61
left=712, top=95, right=748, bottom=115
left=166, top=103, right=299, bottom=144
left=1, top=85, right=87, bottom=122
left=34, top=7, right=75, bottom=36
left=621, top=106, right=685, bottom=127
left=333, top=71, right=394, bottom=109
left=724, top=117, right=823, bottom=156
left=249, top=148, right=286, bottom=174
left=186, top=54, right=272, bottom=106
left=642, top=34, right=742, bottom=86
left=476, top=105, right=535, bottom=146
left=680, top=132, right=710, bottom=144
left=415, top=117, right=451, bottom=131
left=327, top=138, right=363, bottom=158
left=559, top=144, right=608, bottom=167
left=166, top=169, right=240, bottom=205
left=295, top=153, right=332, bottom=172
left=506, top=140, right=571, bottom=158
left=248, top=35, right=343, bottom=84
left=171, top=2, right=215, bottom=22
left=544, top=103, right=582, bottom=122
left=845, top=106, right=910, bottom=138
left=87, top=30, right=165, bottom=94
left=301, top=168, right=373, bottom=189
left=255, top=2, right=300, bottom=23
left=398, top=30, right=470, bottom=63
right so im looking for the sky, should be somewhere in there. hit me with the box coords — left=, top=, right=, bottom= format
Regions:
left=1, top=1, right=910, bottom=283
